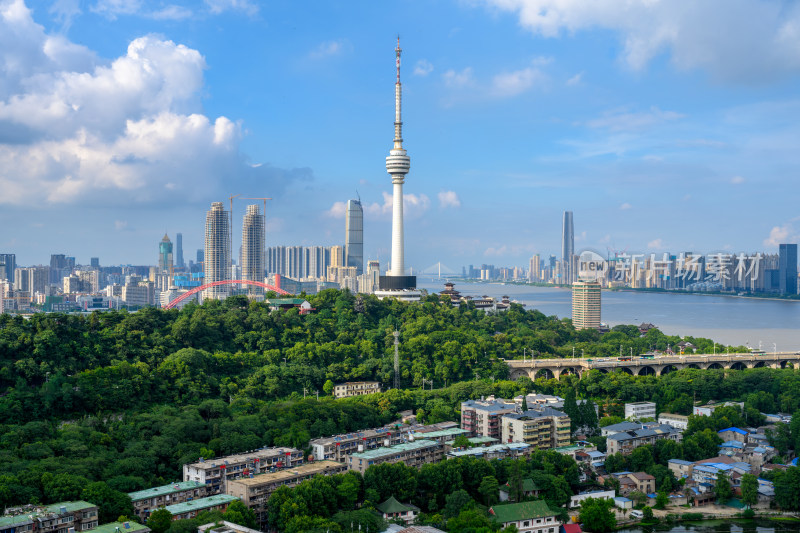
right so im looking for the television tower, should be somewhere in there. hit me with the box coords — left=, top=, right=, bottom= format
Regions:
left=377, top=37, right=419, bottom=301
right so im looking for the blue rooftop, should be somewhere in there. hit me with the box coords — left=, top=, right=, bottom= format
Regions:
left=718, top=427, right=748, bottom=435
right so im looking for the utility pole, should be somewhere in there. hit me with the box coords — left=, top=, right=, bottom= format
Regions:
left=393, top=330, right=400, bottom=390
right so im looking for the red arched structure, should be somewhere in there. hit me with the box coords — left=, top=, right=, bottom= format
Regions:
left=164, top=279, right=290, bottom=309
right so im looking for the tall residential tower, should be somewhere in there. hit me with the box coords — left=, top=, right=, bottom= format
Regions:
left=345, top=199, right=364, bottom=276
left=158, top=234, right=173, bottom=273
left=242, top=204, right=265, bottom=290
left=204, top=202, right=231, bottom=300
left=377, top=37, right=419, bottom=300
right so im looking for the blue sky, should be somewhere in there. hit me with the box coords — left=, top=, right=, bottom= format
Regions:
left=2, top=0, right=800, bottom=271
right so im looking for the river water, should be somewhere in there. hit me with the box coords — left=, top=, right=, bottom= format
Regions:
left=619, top=520, right=800, bottom=533
left=417, top=278, right=800, bottom=350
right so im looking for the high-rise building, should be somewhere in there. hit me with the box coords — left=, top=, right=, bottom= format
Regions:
left=0, top=254, right=16, bottom=283
left=49, top=254, right=69, bottom=285
left=242, top=205, right=265, bottom=288
left=779, top=243, right=798, bottom=295
left=528, top=255, right=540, bottom=282
left=204, top=202, right=231, bottom=300
left=308, top=246, right=329, bottom=279
left=90, top=257, right=100, bottom=268
left=176, top=233, right=185, bottom=268
left=158, top=234, right=173, bottom=274
left=377, top=38, right=419, bottom=299
left=561, top=211, right=574, bottom=285
left=572, top=280, right=601, bottom=330
left=345, top=199, right=364, bottom=276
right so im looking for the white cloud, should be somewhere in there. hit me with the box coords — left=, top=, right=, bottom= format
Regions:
left=586, top=106, right=684, bottom=132
left=478, top=0, right=800, bottom=82
left=414, top=59, right=433, bottom=76
left=0, top=2, right=304, bottom=207
left=764, top=223, right=799, bottom=247
left=49, top=0, right=81, bottom=31
left=566, top=72, right=583, bottom=86
left=647, top=238, right=664, bottom=249
left=438, top=190, right=461, bottom=208
left=204, top=0, right=257, bottom=15
left=310, top=40, right=350, bottom=59
left=731, top=175, right=745, bottom=184
left=490, top=65, right=547, bottom=97
left=364, top=192, right=430, bottom=218
left=325, top=201, right=347, bottom=218
left=619, top=202, right=632, bottom=210
left=114, top=219, right=127, bottom=230
left=443, top=67, right=474, bottom=88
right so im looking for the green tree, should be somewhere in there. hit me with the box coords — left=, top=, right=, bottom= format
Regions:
left=146, top=509, right=173, bottom=533
left=628, top=491, right=647, bottom=507
left=578, top=497, right=617, bottom=533
left=447, top=508, right=499, bottom=533
left=713, top=472, right=732, bottom=503
left=223, top=500, right=257, bottom=529
left=642, top=506, right=654, bottom=521
left=323, top=380, right=335, bottom=396
left=82, top=482, right=134, bottom=524
left=740, top=474, right=758, bottom=507
left=654, top=491, right=668, bottom=510
left=453, top=435, right=472, bottom=449
left=479, top=476, right=500, bottom=507
left=444, top=489, right=474, bottom=519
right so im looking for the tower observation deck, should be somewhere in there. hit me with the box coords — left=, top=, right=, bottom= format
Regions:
left=377, top=37, right=419, bottom=300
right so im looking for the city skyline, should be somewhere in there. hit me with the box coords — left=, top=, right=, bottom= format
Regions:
left=2, top=1, right=800, bottom=267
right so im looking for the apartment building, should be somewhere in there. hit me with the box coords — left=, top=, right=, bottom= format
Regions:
left=346, top=440, right=443, bottom=473
left=163, top=495, right=238, bottom=521
left=500, top=408, right=571, bottom=450
left=333, top=381, right=381, bottom=399
left=624, top=402, right=656, bottom=421
left=182, top=447, right=304, bottom=494
left=226, top=461, right=346, bottom=524
left=448, top=442, right=532, bottom=461
left=128, top=481, right=207, bottom=519
left=461, top=398, right=518, bottom=439
left=489, top=501, right=560, bottom=533
left=606, top=424, right=682, bottom=455
left=308, top=422, right=457, bottom=462
left=0, top=502, right=99, bottom=533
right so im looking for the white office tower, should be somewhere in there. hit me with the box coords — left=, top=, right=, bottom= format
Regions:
left=562, top=211, right=574, bottom=284
left=376, top=37, right=420, bottom=301
left=242, top=205, right=265, bottom=294
left=204, top=201, right=231, bottom=300
left=345, top=199, right=364, bottom=276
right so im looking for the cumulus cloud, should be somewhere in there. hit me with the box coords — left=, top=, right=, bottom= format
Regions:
left=204, top=0, right=258, bottom=15
left=443, top=58, right=549, bottom=102
left=414, top=59, right=434, bottom=76
left=647, top=238, right=664, bottom=249
left=619, top=202, right=632, bottom=210
left=443, top=67, right=474, bottom=88
left=490, top=65, right=548, bottom=97
left=438, top=190, right=461, bottom=208
left=0, top=0, right=303, bottom=207
left=566, top=72, right=583, bottom=86
left=363, top=192, right=430, bottom=218
left=731, top=175, right=745, bottom=184
left=764, top=223, right=799, bottom=247
left=91, top=0, right=193, bottom=20
left=325, top=201, right=347, bottom=218
left=478, top=0, right=800, bottom=82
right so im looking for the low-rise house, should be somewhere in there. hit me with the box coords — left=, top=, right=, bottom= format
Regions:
left=183, top=447, right=304, bottom=494
left=498, top=478, right=543, bottom=502
left=0, top=501, right=99, bottom=533
left=658, top=413, right=689, bottom=430
left=668, top=459, right=694, bottom=479
left=198, top=521, right=261, bottom=533
left=554, top=442, right=597, bottom=461
left=602, top=472, right=655, bottom=496
left=718, top=427, right=748, bottom=443
left=489, top=501, right=560, bottom=533
left=613, top=497, right=632, bottom=510
left=333, top=381, right=381, bottom=399
left=600, top=422, right=642, bottom=437
left=347, top=440, right=443, bottom=473
left=376, top=497, right=419, bottom=525
left=569, top=489, right=615, bottom=508
left=163, top=495, right=238, bottom=521
left=606, top=424, right=682, bottom=455
left=128, top=481, right=206, bottom=519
